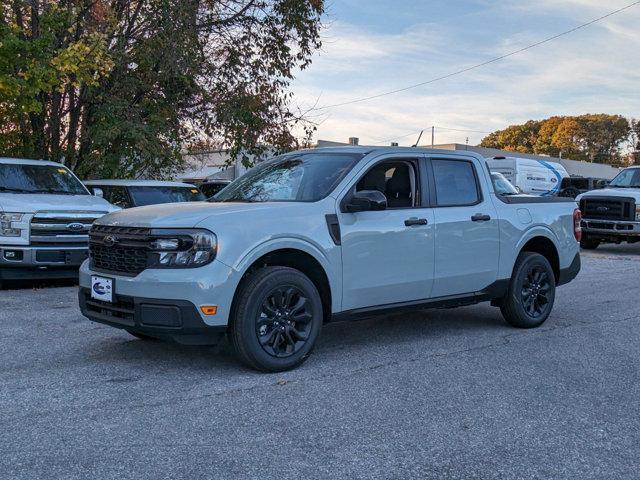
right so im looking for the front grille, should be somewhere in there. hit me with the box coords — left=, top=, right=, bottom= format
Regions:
left=31, top=212, right=105, bottom=246
left=89, top=225, right=151, bottom=276
left=580, top=197, right=635, bottom=221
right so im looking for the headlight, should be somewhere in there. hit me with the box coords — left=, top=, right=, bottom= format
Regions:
left=636, top=206, right=640, bottom=221
left=0, top=213, right=24, bottom=237
left=147, top=229, right=217, bottom=268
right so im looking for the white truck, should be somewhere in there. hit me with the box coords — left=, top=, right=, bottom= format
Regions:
left=576, top=166, right=640, bottom=249
left=486, top=156, right=569, bottom=196
left=0, top=158, right=118, bottom=286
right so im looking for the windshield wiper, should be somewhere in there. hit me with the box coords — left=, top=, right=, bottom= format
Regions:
left=0, top=186, right=32, bottom=193
left=218, top=198, right=259, bottom=203
left=29, top=188, right=77, bottom=195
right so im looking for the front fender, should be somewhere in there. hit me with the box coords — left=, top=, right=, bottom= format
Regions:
left=232, top=236, right=342, bottom=313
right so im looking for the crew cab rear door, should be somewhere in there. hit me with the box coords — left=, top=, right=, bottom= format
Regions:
left=337, top=154, right=435, bottom=311
left=426, top=154, right=500, bottom=297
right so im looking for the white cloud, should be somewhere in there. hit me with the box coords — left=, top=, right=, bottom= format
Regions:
left=291, top=1, right=640, bottom=146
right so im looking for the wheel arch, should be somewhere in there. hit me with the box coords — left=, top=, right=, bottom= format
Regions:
left=231, top=243, right=336, bottom=324
left=517, top=234, right=560, bottom=283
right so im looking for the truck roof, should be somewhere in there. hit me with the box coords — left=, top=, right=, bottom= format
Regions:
left=84, top=179, right=198, bottom=188
left=0, top=157, right=66, bottom=167
left=300, top=146, right=485, bottom=158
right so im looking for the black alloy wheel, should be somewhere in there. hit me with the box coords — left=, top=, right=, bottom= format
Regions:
left=256, top=286, right=314, bottom=358
left=520, top=266, right=552, bottom=319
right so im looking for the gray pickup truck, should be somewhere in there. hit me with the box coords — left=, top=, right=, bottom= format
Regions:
left=79, top=147, right=582, bottom=371
left=1, top=158, right=118, bottom=285
left=577, top=166, right=640, bottom=249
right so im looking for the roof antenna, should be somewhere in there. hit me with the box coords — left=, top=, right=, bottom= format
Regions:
left=412, top=130, right=424, bottom=148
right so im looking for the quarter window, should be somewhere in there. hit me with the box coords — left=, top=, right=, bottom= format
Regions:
left=432, top=159, right=480, bottom=206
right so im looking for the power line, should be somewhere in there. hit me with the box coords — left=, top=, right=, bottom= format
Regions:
left=314, top=1, right=640, bottom=111
left=372, top=125, right=492, bottom=145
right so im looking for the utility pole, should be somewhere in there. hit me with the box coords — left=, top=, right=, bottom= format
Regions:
left=431, top=126, right=435, bottom=147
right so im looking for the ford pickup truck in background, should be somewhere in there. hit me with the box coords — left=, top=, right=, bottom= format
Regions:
left=0, top=158, right=118, bottom=286
left=79, top=147, right=582, bottom=371
left=576, top=166, right=640, bottom=249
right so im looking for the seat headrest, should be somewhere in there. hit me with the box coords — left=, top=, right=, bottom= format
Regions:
left=359, top=167, right=387, bottom=192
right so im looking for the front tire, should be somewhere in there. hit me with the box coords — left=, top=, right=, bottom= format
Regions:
left=580, top=235, right=600, bottom=250
left=229, top=266, right=323, bottom=372
left=501, top=252, right=556, bottom=329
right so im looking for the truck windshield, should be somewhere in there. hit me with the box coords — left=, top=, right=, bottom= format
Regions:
left=609, top=168, right=640, bottom=188
left=491, top=172, right=519, bottom=195
left=212, top=153, right=363, bottom=203
left=0, top=163, right=88, bottom=195
left=129, top=186, right=206, bottom=206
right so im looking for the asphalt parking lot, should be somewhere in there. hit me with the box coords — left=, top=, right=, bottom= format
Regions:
left=2, top=244, right=640, bottom=480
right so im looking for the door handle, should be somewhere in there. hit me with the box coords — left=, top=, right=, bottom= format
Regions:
left=405, top=218, right=428, bottom=227
left=471, top=214, right=491, bottom=222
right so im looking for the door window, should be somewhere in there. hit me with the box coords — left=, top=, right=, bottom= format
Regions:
left=356, top=160, right=418, bottom=208
left=432, top=159, right=480, bottom=206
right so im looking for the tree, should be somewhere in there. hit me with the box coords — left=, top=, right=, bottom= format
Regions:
left=479, top=120, right=541, bottom=154
left=481, top=114, right=632, bottom=165
left=0, top=1, right=324, bottom=178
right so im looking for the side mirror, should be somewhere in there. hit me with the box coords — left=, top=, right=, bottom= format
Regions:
left=595, top=180, right=607, bottom=189
left=344, top=190, right=387, bottom=212
left=92, top=187, right=104, bottom=198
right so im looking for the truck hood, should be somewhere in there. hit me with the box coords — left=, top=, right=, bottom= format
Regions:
left=577, top=187, right=640, bottom=202
left=0, top=193, right=118, bottom=214
left=95, top=201, right=299, bottom=228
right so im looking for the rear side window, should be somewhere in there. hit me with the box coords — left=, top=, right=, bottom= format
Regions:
left=432, top=159, right=480, bottom=206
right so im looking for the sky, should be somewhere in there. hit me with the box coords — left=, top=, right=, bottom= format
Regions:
left=291, top=0, right=640, bottom=147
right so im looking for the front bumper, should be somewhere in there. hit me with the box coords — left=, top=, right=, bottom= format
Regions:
left=79, top=288, right=226, bottom=345
left=0, top=245, right=88, bottom=280
left=581, top=219, right=640, bottom=241
left=79, top=259, right=241, bottom=328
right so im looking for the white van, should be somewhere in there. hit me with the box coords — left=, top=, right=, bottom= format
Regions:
left=486, top=156, right=569, bottom=196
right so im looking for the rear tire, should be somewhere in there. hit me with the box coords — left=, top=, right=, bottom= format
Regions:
left=580, top=236, right=600, bottom=250
left=501, top=252, right=556, bottom=329
left=229, top=266, right=323, bottom=372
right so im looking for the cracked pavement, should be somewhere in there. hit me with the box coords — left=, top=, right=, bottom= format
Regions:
left=1, top=243, right=640, bottom=479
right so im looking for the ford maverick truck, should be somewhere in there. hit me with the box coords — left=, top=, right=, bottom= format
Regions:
left=79, top=147, right=582, bottom=371
left=576, top=166, right=640, bottom=249
left=1, top=158, right=118, bottom=286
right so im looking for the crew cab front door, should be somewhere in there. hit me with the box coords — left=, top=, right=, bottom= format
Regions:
left=337, top=156, right=435, bottom=312
left=427, top=156, right=500, bottom=297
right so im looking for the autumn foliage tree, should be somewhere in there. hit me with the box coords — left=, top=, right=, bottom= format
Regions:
left=481, top=114, right=633, bottom=166
left=0, top=0, right=324, bottom=178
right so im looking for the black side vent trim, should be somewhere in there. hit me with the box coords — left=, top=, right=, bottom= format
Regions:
left=325, top=214, right=341, bottom=246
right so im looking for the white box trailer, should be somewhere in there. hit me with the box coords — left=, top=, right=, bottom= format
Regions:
left=486, top=156, right=569, bottom=196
